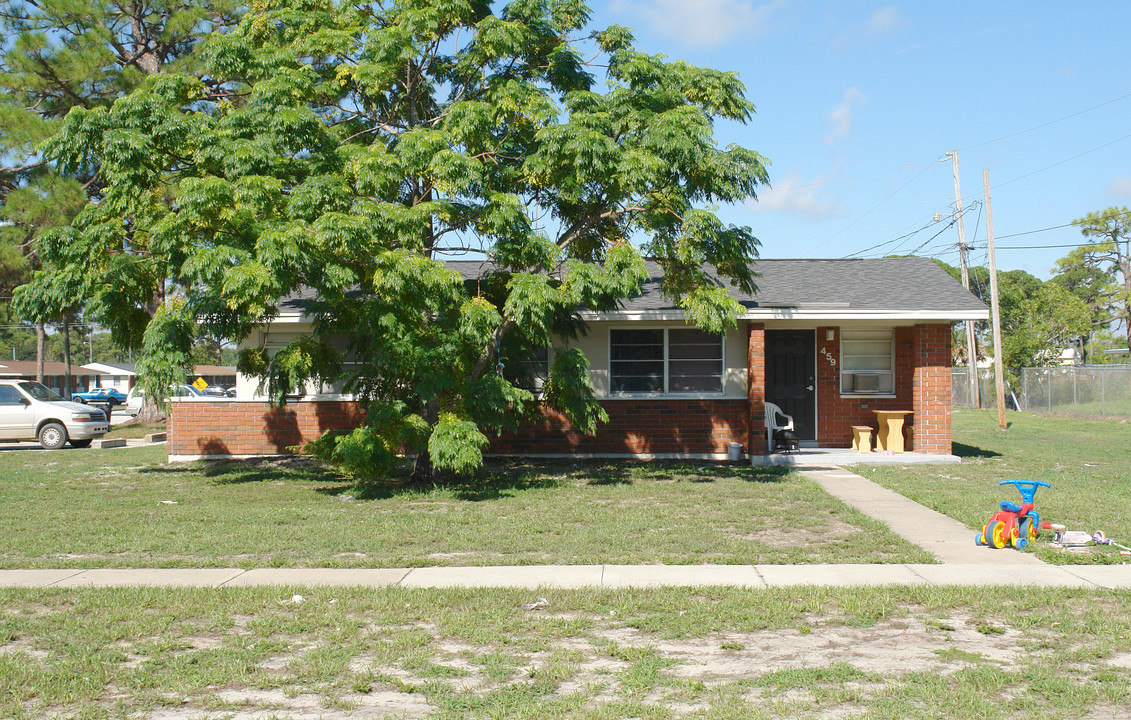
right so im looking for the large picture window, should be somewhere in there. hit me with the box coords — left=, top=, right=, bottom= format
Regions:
left=840, top=329, right=894, bottom=394
left=610, top=328, right=723, bottom=394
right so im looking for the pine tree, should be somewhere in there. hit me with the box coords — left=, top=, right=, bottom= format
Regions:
left=1, top=0, right=242, bottom=394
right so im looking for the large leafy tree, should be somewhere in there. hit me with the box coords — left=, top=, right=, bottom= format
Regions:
left=1053, top=207, right=1131, bottom=355
left=17, top=0, right=769, bottom=481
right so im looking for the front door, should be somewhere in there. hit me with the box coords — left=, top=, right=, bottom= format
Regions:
left=766, top=330, right=817, bottom=443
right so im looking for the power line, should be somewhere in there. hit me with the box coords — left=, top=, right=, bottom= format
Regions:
left=809, top=157, right=944, bottom=254
left=996, top=133, right=1131, bottom=190
left=992, top=222, right=1075, bottom=240
left=959, top=91, right=1131, bottom=151
left=985, top=242, right=1097, bottom=251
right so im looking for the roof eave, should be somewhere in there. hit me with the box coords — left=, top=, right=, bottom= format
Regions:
left=579, top=308, right=989, bottom=322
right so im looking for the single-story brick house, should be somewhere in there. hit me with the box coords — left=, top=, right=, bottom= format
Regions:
left=168, top=256, right=988, bottom=462
left=0, top=361, right=104, bottom=396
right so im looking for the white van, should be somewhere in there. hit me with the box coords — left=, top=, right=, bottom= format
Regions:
left=0, top=380, right=111, bottom=449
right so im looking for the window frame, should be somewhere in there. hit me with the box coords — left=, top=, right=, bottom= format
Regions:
left=608, top=327, right=725, bottom=397
left=522, top=345, right=551, bottom=396
left=838, top=328, right=896, bottom=397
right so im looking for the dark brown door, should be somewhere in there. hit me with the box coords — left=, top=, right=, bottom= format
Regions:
left=766, top=330, right=816, bottom=443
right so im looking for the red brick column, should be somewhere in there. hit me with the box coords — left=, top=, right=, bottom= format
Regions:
left=747, top=322, right=766, bottom=454
left=912, top=324, right=952, bottom=454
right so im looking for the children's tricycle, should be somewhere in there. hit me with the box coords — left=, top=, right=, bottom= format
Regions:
left=975, top=480, right=1050, bottom=550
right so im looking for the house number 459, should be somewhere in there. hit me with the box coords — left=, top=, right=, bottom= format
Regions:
left=819, top=347, right=837, bottom=367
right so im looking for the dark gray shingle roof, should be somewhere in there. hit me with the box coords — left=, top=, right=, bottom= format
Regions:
left=279, top=256, right=987, bottom=318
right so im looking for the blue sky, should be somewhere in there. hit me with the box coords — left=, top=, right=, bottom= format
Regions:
left=584, top=0, right=1131, bottom=279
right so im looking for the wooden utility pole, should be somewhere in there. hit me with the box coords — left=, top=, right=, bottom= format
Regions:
left=948, top=150, right=980, bottom=409
left=983, top=169, right=1007, bottom=429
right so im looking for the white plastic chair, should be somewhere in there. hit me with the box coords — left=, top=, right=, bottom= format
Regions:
left=764, top=402, right=795, bottom=453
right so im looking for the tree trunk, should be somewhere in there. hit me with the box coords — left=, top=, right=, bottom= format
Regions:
left=35, top=323, right=45, bottom=383
left=410, top=451, right=433, bottom=486
left=409, top=397, right=439, bottom=485
left=63, top=318, right=72, bottom=397
left=133, top=397, right=165, bottom=423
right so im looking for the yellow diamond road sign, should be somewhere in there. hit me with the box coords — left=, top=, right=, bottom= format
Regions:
left=192, top=377, right=208, bottom=391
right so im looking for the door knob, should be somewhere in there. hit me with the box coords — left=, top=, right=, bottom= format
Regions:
left=806, top=385, right=814, bottom=391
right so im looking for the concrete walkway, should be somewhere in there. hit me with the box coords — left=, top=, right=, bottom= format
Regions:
left=802, top=467, right=1045, bottom=565
left=2, top=463, right=1128, bottom=589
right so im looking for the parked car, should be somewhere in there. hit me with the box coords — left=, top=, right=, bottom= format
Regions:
left=71, top=386, right=129, bottom=405
left=169, top=384, right=208, bottom=399
left=122, top=384, right=214, bottom=416
left=0, top=379, right=110, bottom=449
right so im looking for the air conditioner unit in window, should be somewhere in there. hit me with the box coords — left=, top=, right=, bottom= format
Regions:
left=852, top=374, right=881, bottom=393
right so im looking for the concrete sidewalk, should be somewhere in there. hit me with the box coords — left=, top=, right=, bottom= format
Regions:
left=3, top=463, right=1125, bottom=590
left=2, top=564, right=1129, bottom=589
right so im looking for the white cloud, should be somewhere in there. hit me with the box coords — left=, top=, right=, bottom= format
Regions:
left=744, top=169, right=844, bottom=220
left=610, top=0, right=783, bottom=48
left=1110, top=176, right=1131, bottom=197
left=866, top=6, right=904, bottom=35
left=824, top=87, right=866, bottom=145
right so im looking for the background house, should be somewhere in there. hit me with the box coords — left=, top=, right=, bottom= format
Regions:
left=0, top=361, right=103, bottom=396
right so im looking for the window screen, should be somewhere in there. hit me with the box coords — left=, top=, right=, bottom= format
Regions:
left=840, top=329, right=894, bottom=394
left=610, top=329, right=665, bottom=393
left=668, top=329, right=723, bottom=392
left=611, top=328, right=723, bottom=394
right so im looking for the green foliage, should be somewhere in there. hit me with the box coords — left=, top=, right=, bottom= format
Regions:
left=999, top=281, right=1091, bottom=376
left=17, top=0, right=768, bottom=479
left=136, top=298, right=197, bottom=408
left=1053, top=207, right=1131, bottom=354
left=428, top=413, right=491, bottom=475
left=0, top=0, right=243, bottom=401
left=935, top=259, right=1091, bottom=374
left=543, top=348, right=608, bottom=435
left=306, top=402, right=428, bottom=481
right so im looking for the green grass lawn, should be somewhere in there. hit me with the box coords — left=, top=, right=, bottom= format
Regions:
left=866, top=409, right=1131, bottom=564
left=2, top=585, right=1129, bottom=720
left=0, top=447, right=933, bottom=569
left=104, top=419, right=166, bottom=439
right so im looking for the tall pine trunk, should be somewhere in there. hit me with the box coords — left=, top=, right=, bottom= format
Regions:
left=35, top=322, right=45, bottom=383
left=63, top=317, right=72, bottom=397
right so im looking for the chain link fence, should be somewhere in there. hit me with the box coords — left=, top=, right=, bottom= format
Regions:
left=953, top=365, right=1131, bottom=417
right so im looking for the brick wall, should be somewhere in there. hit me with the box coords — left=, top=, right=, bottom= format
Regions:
left=490, top=399, right=751, bottom=456
left=168, top=398, right=751, bottom=458
left=746, top=322, right=766, bottom=454
left=167, top=400, right=365, bottom=457
left=814, top=324, right=952, bottom=454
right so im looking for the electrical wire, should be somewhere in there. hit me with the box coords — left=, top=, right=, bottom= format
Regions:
left=809, top=157, right=945, bottom=254
left=959, top=91, right=1131, bottom=151
left=996, top=133, right=1131, bottom=190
